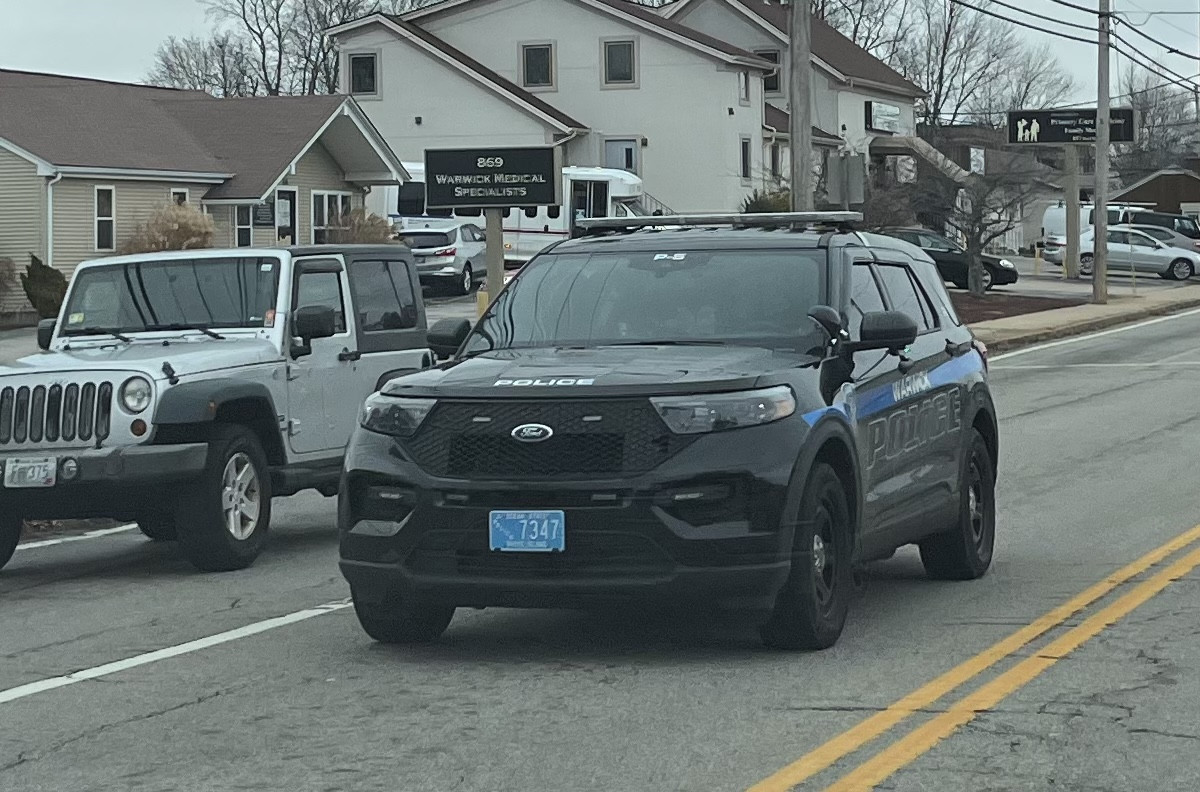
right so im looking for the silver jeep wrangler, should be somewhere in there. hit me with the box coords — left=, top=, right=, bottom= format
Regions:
left=0, top=245, right=441, bottom=572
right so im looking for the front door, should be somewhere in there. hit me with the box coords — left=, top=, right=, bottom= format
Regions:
left=287, top=257, right=358, bottom=456
left=276, top=189, right=297, bottom=245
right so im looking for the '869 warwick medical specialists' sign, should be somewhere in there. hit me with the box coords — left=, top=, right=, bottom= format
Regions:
left=424, top=146, right=563, bottom=209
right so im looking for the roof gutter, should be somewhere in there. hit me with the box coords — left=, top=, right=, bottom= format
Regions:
left=53, top=166, right=232, bottom=182
left=46, top=172, right=62, bottom=269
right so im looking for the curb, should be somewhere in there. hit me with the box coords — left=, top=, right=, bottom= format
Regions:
left=972, top=296, right=1200, bottom=353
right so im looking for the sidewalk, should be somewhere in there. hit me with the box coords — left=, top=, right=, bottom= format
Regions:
left=970, top=283, right=1200, bottom=352
left=0, top=327, right=37, bottom=363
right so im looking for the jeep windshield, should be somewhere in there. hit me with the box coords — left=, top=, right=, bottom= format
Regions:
left=461, top=248, right=827, bottom=355
left=60, top=255, right=282, bottom=337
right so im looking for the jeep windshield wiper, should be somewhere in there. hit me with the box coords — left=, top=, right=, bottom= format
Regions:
left=146, top=324, right=225, bottom=340
left=69, top=327, right=133, bottom=343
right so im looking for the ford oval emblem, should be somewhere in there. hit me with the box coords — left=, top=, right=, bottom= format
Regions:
left=511, top=423, right=554, bottom=443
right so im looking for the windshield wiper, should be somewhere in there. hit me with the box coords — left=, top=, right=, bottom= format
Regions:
left=601, top=339, right=729, bottom=347
left=146, top=324, right=225, bottom=340
left=69, top=328, right=133, bottom=343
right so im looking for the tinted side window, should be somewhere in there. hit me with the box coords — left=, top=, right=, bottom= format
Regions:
left=911, top=264, right=963, bottom=326
left=848, top=262, right=886, bottom=337
left=295, top=270, right=346, bottom=333
left=876, top=263, right=934, bottom=331
left=349, top=259, right=418, bottom=331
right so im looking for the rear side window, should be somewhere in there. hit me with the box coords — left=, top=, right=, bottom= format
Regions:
left=910, top=263, right=962, bottom=327
left=348, top=259, right=418, bottom=331
left=876, top=263, right=936, bottom=331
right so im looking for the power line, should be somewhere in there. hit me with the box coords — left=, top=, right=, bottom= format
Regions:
left=1043, top=0, right=1103, bottom=17
left=949, top=0, right=1096, bottom=44
left=982, top=0, right=1094, bottom=32
left=1113, top=18, right=1200, bottom=60
left=1112, top=33, right=1199, bottom=87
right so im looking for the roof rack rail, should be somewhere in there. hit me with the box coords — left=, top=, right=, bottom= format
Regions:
left=574, top=211, right=863, bottom=235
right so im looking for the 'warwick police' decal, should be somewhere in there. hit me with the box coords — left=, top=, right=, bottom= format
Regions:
left=892, top=371, right=932, bottom=402
left=867, top=389, right=962, bottom=469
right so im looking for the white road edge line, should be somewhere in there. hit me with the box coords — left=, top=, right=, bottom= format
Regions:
left=16, top=523, right=139, bottom=551
left=989, top=306, right=1200, bottom=362
left=0, top=599, right=352, bottom=705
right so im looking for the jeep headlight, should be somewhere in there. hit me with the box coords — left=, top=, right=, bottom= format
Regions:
left=119, top=376, right=152, bottom=414
left=650, top=386, right=796, bottom=434
left=360, top=393, right=436, bottom=437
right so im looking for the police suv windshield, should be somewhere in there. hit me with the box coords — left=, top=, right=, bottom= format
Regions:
left=461, top=248, right=827, bottom=354
left=61, top=256, right=281, bottom=337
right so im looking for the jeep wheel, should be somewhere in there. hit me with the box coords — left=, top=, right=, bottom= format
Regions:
left=176, top=425, right=272, bottom=572
left=0, top=516, right=21, bottom=571
left=138, top=515, right=177, bottom=542
left=759, top=463, right=852, bottom=650
left=352, top=588, right=456, bottom=644
left=919, top=428, right=996, bottom=580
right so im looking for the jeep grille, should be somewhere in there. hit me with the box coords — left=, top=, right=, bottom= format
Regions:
left=0, top=381, right=114, bottom=447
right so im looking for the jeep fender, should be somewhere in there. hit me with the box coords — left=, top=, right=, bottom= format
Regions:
left=782, top=413, right=865, bottom=563
left=153, top=379, right=279, bottom=426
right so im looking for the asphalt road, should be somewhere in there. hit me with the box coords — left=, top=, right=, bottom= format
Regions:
left=6, top=309, right=1200, bottom=791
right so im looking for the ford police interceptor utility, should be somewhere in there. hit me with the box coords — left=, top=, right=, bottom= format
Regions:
left=338, top=212, right=998, bottom=651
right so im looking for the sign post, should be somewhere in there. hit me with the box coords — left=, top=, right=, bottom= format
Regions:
left=424, top=146, right=563, bottom=316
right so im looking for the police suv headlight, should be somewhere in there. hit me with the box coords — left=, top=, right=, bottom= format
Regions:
left=999, top=259, right=1016, bottom=269
left=650, top=386, right=796, bottom=434
left=119, top=376, right=152, bottom=414
left=360, top=393, right=436, bottom=437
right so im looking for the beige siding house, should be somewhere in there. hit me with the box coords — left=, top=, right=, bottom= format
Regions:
left=0, top=69, right=408, bottom=324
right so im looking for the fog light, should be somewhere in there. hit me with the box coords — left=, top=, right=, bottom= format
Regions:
left=61, top=458, right=79, bottom=480
left=131, top=419, right=147, bottom=437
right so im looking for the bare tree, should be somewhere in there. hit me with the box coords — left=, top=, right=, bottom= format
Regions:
left=965, top=40, right=1076, bottom=127
left=202, top=0, right=295, bottom=95
left=1113, top=63, right=1197, bottom=183
left=148, top=32, right=260, bottom=96
left=816, top=0, right=913, bottom=67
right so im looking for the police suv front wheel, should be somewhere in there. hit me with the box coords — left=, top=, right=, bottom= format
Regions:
left=759, top=463, right=852, bottom=650
left=919, top=428, right=995, bottom=580
left=0, top=515, right=22, bottom=571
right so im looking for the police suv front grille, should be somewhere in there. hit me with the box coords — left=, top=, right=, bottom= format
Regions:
left=403, top=399, right=696, bottom=478
left=0, top=381, right=113, bottom=447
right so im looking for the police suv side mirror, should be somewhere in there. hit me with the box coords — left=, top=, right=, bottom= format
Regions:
left=37, top=318, right=55, bottom=351
left=428, top=318, right=471, bottom=360
left=847, top=310, right=919, bottom=353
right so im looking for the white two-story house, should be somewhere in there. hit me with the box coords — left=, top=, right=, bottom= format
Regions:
left=328, top=0, right=774, bottom=213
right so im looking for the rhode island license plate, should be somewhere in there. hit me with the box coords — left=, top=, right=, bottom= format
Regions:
left=3, top=457, right=57, bottom=488
left=489, top=510, right=565, bottom=553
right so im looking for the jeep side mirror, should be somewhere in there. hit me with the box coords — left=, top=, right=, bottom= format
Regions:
left=847, top=311, right=918, bottom=353
left=807, top=305, right=843, bottom=341
left=291, top=305, right=337, bottom=359
left=428, top=317, right=471, bottom=359
left=37, top=318, right=55, bottom=351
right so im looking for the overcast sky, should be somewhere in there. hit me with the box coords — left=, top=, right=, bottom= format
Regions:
left=0, top=0, right=1198, bottom=105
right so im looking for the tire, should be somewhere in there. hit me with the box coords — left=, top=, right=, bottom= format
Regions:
left=352, top=588, right=456, bottom=644
left=0, top=516, right=21, bottom=571
left=138, top=515, right=177, bottom=542
left=1168, top=258, right=1194, bottom=281
left=981, top=268, right=995, bottom=291
left=1079, top=254, right=1094, bottom=276
left=759, top=463, right=852, bottom=650
left=919, top=428, right=996, bottom=581
left=176, top=424, right=272, bottom=572
left=455, top=263, right=473, bottom=296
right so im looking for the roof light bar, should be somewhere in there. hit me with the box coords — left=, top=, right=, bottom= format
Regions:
left=575, top=211, right=863, bottom=233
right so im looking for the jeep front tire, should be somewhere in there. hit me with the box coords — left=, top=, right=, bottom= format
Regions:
left=0, top=515, right=21, bottom=571
left=176, top=425, right=272, bottom=572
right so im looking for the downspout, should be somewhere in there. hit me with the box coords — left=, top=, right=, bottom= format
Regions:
left=46, top=172, right=62, bottom=268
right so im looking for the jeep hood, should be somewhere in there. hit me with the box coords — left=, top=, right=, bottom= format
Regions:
left=1, top=338, right=281, bottom=381
left=381, top=345, right=818, bottom=398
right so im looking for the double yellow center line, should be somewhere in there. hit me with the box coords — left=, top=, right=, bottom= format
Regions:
left=749, top=521, right=1200, bottom=792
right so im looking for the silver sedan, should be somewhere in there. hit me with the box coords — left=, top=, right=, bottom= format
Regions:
left=1077, top=226, right=1200, bottom=280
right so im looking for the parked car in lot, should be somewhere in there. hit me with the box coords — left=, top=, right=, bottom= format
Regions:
left=877, top=227, right=1018, bottom=290
left=1123, top=223, right=1200, bottom=253
left=1075, top=226, right=1200, bottom=280
left=397, top=222, right=486, bottom=296
left=0, top=245, right=436, bottom=573
left=338, top=211, right=999, bottom=651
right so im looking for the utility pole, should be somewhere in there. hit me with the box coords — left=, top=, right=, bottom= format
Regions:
left=1094, top=0, right=1111, bottom=304
left=789, top=0, right=814, bottom=211
left=1064, top=145, right=1081, bottom=279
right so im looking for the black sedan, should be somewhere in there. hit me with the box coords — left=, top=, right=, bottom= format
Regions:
left=878, top=227, right=1019, bottom=290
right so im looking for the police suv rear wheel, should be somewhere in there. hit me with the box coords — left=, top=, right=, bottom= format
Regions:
left=919, top=428, right=995, bottom=580
left=176, top=425, right=273, bottom=572
left=352, top=588, right=456, bottom=644
left=0, top=515, right=21, bottom=571
left=759, top=463, right=852, bottom=650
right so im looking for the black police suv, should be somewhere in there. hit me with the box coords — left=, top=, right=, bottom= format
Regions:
left=339, top=212, right=999, bottom=651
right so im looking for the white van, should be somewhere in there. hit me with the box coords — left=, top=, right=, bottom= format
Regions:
left=1041, top=201, right=1153, bottom=257
left=367, top=162, right=651, bottom=265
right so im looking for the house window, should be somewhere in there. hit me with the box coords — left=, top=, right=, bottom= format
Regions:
left=604, top=138, right=639, bottom=173
left=349, top=53, right=377, bottom=96
left=738, top=71, right=751, bottom=105
left=603, top=39, right=636, bottom=86
left=770, top=142, right=781, bottom=179
left=312, top=191, right=354, bottom=244
left=95, top=186, right=115, bottom=251
left=234, top=206, right=252, bottom=247
left=757, top=50, right=780, bottom=93
left=171, top=188, right=189, bottom=206
left=522, top=43, right=554, bottom=88
left=740, top=138, right=752, bottom=181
